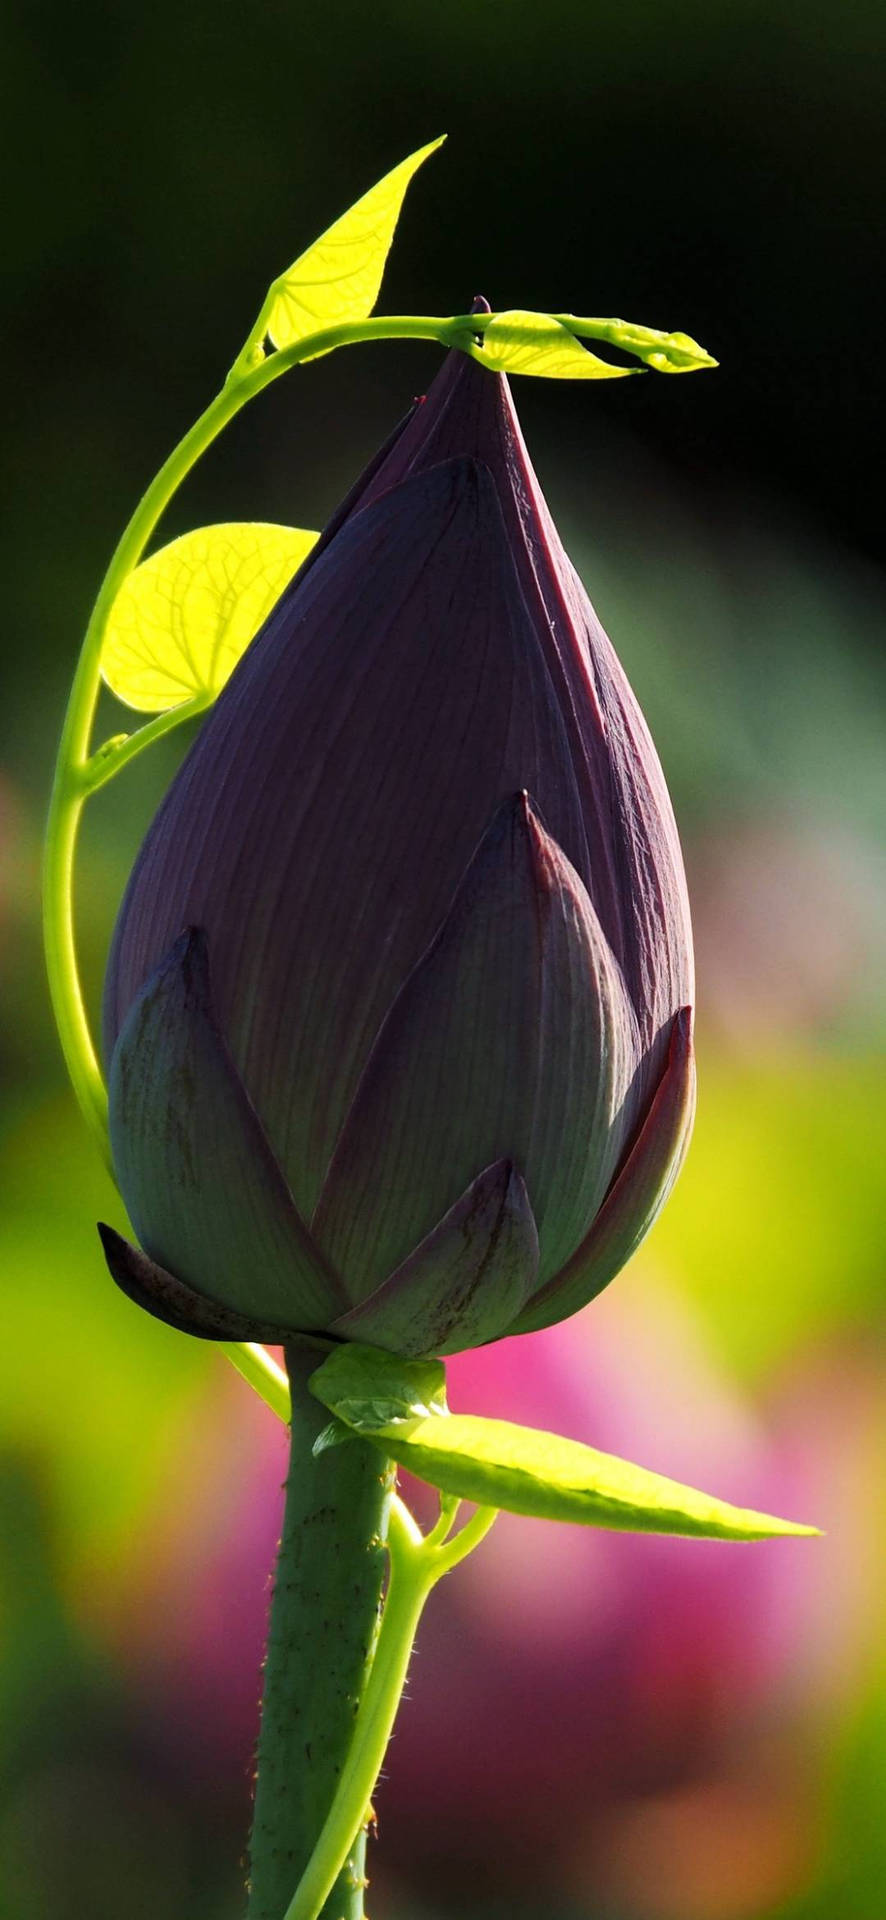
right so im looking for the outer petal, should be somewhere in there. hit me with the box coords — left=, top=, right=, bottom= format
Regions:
left=345, top=345, right=694, bottom=1094
left=311, top=793, right=638, bottom=1302
left=510, top=1006, right=696, bottom=1335
left=108, top=929, right=344, bottom=1327
left=329, top=1160, right=539, bottom=1357
left=97, top=1224, right=299, bottom=1343
left=104, top=461, right=591, bottom=1219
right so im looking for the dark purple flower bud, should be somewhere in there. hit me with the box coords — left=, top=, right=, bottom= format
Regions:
left=100, top=336, right=695, bottom=1357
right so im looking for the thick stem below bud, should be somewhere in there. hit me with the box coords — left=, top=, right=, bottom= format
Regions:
left=248, top=1344, right=393, bottom=1920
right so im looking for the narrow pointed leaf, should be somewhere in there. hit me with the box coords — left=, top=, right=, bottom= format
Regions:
left=257, top=137, right=445, bottom=354
left=468, top=310, right=638, bottom=380
left=309, top=1347, right=818, bottom=1542
left=101, top=522, right=318, bottom=713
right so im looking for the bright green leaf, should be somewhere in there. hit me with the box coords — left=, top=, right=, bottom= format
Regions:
left=253, top=137, right=445, bottom=359
left=310, top=1344, right=448, bottom=1434
left=467, top=309, right=638, bottom=380
left=311, top=1344, right=817, bottom=1541
left=560, top=315, right=718, bottom=373
left=101, top=522, right=318, bottom=713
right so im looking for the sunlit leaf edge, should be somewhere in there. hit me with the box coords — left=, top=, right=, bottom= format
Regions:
left=309, top=1348, right=818, bottom=1541
left=252, top=136, right=446, bottom=359
left=101, top=521, right=318, bottom=714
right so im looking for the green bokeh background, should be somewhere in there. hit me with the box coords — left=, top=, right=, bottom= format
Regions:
left=2, top=4, right=884, bottom=1916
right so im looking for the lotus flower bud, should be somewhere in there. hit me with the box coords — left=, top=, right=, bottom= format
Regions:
left=99, top=323, right=695, bottom=1357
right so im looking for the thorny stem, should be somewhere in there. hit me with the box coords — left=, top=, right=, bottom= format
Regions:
left=281, top=1487, right=497, bottom=1920
left=248, top=1347, right=396, bottom=1920
left=246, top=1347, right=497, bottom=1920
left=220, top=1342, right=429, bottom=1561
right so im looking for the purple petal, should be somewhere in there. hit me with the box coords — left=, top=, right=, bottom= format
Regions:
left=108, top=929, right=343, bottom=1327
left=337, top=346, right=694, bottom=1095
left=511, top=1007, right=696, bottom=1334
left=97, top=1223, right=298, bottom=1342
left=105, top=463, right=591, bottom=1218
left=330, top=1159, right=539, bottom=1357
left=311, top=794, right=638, bottom=1301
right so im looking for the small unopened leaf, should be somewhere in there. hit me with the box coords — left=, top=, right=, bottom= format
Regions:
left=310, top=1345, right=448, bottom=1433
left=310, top=1345, right=817, bottom=1541
left=101, top=522, right=317, bottom=713
left=467, top=310, right=637, bottom=380
left=562, top=315, right=718, bottom=373
left=257, top=137, right=445, bottom=356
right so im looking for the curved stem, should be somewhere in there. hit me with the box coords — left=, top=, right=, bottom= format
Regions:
left=434, top=1502, right=498, bottom=1576
left=42, top=374, right=253, bottom=1161
left=221, top=1340, right=292, bottom=1422
left=80, top=693, right=213, bottom=795
left=38, top=304, right=490, bottom=1458
left=41, top=310, right=472, bottom=1165
left=282, top=1496, right=498, bottom=1920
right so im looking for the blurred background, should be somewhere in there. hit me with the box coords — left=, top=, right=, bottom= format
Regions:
left=2, top=2, right=885, bottom=1915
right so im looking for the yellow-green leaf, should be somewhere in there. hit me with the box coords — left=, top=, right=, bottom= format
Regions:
left=467, top=310, right=638, bottom=380
left=309, top=1344, right=818, bottom=1542
left=101, top=522, right=318, bottom=713
left=561, top=315, right=718, bottom=373
left=257, top=137, right=445, bottom=356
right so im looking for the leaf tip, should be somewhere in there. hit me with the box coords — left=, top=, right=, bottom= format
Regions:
left=410, top=133, right=447, bottom=167
left=745, top=1514, right=822, bottom=1541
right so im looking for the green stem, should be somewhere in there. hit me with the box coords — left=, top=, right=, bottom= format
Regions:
left=41, top=310, right=472, bottom=1169
left=80, top=694, right=213, bottom=795
left=282, top=1497, right=497, bottom=1920
left=231, top=1342, right=498, bottom=1920
left=222, top=1341, right=292, bottom=1423
left=249, top=1345, right=395, bottom=1920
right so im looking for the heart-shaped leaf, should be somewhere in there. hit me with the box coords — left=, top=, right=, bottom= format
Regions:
left=310, top=1344, right=818, bottom=1542
left=101, top=522, right=317, bottom=713
left=253, top=137, right=445, bottom=359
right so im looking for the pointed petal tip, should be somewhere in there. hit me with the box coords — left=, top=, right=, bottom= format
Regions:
left=672, top=1003, right=694, bottom=1052
left=153, top=923, right=211, bottom=1011
left=511, top=1000, right=696, bottom=1336
left=486, top=789, right=578, bottom=898
left=471, top=295, right=492, bottom=315
left=329, top=1156, right=539, bottom=1357
left=97, top=1222, right=297, bottom=1343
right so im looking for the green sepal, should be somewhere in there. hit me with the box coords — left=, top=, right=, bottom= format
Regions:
left=310, top=1343, right=448, bottom=1434
left=309, top=1343, right=818, bottom=1542
left=312, top=1417, right=359, bottom=1457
